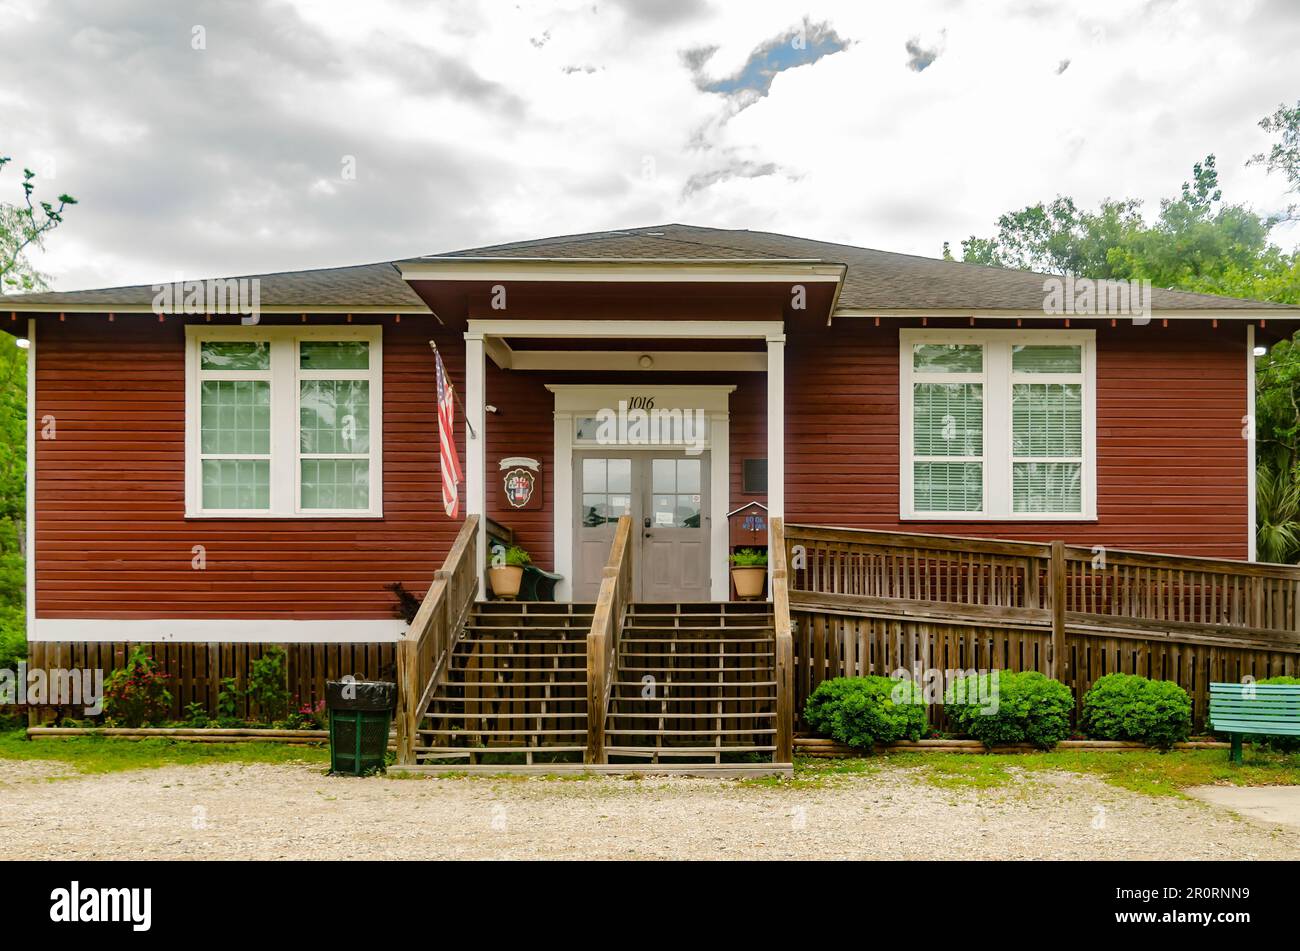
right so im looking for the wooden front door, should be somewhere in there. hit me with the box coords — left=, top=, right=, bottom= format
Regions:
left=639, top=452, right=710, bottom=602
left=572, top=451, right=711, bottom=602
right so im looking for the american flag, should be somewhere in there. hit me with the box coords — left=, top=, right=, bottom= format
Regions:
left=434, top=346, right=463, bottom=518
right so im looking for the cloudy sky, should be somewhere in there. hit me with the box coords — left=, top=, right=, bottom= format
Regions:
left=2, top=0, right=1298, bottom=291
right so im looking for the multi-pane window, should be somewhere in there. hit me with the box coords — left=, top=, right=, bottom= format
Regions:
left=187, top=328, right=382, bottom=516
left=198, top=342, right=272, bottom=511
left=651, top=457, right=702, bottom=528
left=901, top=331, right=1093, bottom=519
left=581, top=458, right=631, bottom=527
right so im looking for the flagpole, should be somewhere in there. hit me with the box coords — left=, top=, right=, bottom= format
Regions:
left=429, top=340, right=477, bottom=439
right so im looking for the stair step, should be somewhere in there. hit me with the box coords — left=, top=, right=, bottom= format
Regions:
left=618, top=650, right=775, bottom=658
left=612, top=679, right=777, bottom=687
left=617, top=637, right=774, bottom=645
left=437, top=681, right=589, bottom=689
left=418, top=728, right=588, bottom=737
left=459, top=637, right=589, bottom=645
left=607, top=711, right=776, bottom=719
left=415, top=746, right=587, bottom=758
left=605, top=746, right=777, bottom=757
left=605, top=732, right=774, bottom=737
left=425, top=714, right=587, bottom=722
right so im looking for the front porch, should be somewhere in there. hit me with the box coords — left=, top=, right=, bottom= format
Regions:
left=462, top=319, right=790, bottom=604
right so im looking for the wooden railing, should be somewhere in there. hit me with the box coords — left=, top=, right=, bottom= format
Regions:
left=785, top=524, right=1300, bottom=728
left=770, top=517, right=794, bottom=764
left=395, top=515, right=480, bottom=764
left=585, top=515, right=633, bottom=765
left=787, top=524, right=1300, bottom=646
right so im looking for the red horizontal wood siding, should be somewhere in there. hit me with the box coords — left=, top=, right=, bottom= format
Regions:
left=34, top=315, right=466, bottom=620
left=783, top=319, right=1251, bottom=558
left=32, top=313, right=1252, bottom=625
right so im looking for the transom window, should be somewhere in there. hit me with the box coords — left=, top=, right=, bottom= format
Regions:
left=900, top=330, right=1095, bottom=520
left=186, top=326, right=382, bottom=517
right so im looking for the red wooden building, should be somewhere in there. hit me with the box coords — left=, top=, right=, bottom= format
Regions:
left=6, top=224, right=1299, bottom=768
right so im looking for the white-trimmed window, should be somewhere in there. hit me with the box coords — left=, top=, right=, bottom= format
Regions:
left=185, top=326, right=383, bottom=517
left=900, top=329, right=1095, bottom=520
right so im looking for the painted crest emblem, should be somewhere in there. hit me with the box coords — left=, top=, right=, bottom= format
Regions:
left=504, top=467, right=536, bottom=508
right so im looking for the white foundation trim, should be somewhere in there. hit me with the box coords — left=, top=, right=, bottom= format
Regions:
left=30, top=618, right=407, bottom=644
left=547, top=384, right=735, bottom=602
left=1247, top=323, right=1257, bottom=561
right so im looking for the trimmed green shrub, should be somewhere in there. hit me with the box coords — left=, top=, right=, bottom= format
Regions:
left=1249, top=676, right=1300, bottom=753
left=803, top=676, right=927, bottom=749
left=1081, top=673, right=1191, bottom=749
left=944, top=670, right=1073, bottom=749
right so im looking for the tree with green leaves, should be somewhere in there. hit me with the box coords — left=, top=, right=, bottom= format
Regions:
left=1250, top=100, right=1300, bottom=221
left=0, top=156, right=77, bottom=668
left=954, top=104, right=1300, bottom=562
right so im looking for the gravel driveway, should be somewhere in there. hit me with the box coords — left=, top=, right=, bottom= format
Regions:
left=2, top=759, right=1298, bottom=860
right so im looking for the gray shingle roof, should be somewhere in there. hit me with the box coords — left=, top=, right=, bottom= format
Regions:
left=420, top=224, right=1299, bottom=312
left=4, top=224, right=1296, bottom=313
left=1, top=261, right=428, bottom=310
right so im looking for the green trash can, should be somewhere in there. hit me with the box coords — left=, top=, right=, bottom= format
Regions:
left=327, top=680, right=396, bottom=776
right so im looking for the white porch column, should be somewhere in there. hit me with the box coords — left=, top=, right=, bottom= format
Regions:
left=766, top=331, right=786, bottom=595
left=766, top=331, right=786, bottom=520
left=464, top=332, right=487, bottom=597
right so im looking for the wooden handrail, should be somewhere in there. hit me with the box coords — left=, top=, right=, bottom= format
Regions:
left=785, top=521, right=1300, bottom=643
left=395, top=515, right=480, bottom=765
left=770, top=516, right=794, bottom=764
left=585, top=515, right=633, bottom=765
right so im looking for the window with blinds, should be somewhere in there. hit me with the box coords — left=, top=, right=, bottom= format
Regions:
left=901, top=332, right=1094, bottom=519
left=186, top=327, right=383, bottom=517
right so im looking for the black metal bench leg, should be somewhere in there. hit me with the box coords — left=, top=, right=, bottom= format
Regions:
left=1230, top=734, right=1243, bottom=764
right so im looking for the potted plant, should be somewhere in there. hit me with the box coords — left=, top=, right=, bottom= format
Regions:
left=729, top=548, right=768, bottom=599
left=487, top=544, right=531, bottom=599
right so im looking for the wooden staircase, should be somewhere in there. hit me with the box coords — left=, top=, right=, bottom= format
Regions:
left=414, top=601, right=594, bottom=765
left=605, top=602, right=780, bottom=764
left=394, top=515, right=793, bottom=775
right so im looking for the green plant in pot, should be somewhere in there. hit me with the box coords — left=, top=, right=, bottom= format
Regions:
left=488, top=544, right=531, bottom=599
left=729, top=548, right=768, bottom=599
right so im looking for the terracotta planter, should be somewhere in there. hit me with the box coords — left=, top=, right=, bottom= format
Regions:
left=731, top=565, right=766, bottom=600
left=488, top=565, right=524, bottom=600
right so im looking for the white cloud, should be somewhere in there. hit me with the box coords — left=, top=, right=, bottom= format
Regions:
left=1, top=0, right=1297, bottom=289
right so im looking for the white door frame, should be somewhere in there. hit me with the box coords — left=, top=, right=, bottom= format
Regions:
left=548, top=384, right=735, bottom=602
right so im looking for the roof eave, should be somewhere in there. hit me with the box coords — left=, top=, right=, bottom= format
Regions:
left=396, top=257, right=846, bottom=284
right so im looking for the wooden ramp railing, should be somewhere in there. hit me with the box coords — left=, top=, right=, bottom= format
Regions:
left=585, top=515, right=633, bottom=765
left=786, top=524, right=1300, bottom=728
left=396, top=515, right=480, bottom=765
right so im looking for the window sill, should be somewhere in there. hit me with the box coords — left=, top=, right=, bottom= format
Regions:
left=185, top=511, right=385, bottom=520
left=900, top=513, right=1098, bottom=523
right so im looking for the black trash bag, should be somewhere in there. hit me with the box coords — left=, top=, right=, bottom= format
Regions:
left=326, top=679, right=396, bottom=712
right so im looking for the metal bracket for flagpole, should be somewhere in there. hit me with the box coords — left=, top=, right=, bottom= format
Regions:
left=429, top=341, right=478, bottom=439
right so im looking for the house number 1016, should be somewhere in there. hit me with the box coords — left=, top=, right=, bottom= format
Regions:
left=627, top=396, right=655, bottom=410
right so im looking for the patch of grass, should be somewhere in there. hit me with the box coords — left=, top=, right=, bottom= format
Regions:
left=795, top=748, right=1300, bottom=797
left=0, top=728, right=328, bottom=775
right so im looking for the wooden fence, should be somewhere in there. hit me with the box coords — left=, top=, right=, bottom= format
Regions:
left=24, top=639, right=394, bottom=723
left=787, top=525, right=1300, bottom=729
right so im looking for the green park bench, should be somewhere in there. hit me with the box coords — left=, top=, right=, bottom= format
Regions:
left=1208, top=682, right=1300, bottom=763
